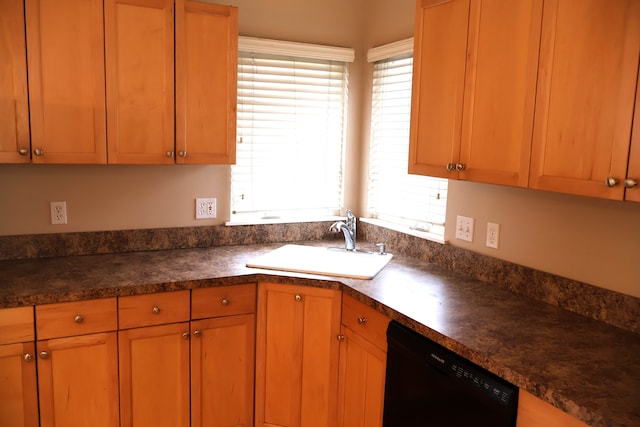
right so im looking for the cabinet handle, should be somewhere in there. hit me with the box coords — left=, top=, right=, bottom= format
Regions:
left=34, top=148, right=44, bottom=156
left=74, top=314, right=84, bottom=324
left=295, top=294, right=302, bottom=302
left=221, top=298, right=230, bottom=306
left=39, top=351, right=49, bottom=360
left=182, top=332, right=189, bottom=340
left=446, top=163, right=456, bottom=172
left=337, top=334, right=345, bottom=341
left=166, top=151, right=175, bottom=158
left=152, top=306, right=161, bottom=314
left=24, top=353, right=33, bottom=362
left=624, top=178, right=638, bottom=189
left=605, top=177, right=619, bottom=187
left=18, top=148, right=29, bottom=156
left=178, top=151, right=187, bottom=158
left=455, top=163, right=466, bottom=171
left=193, top=330, right=201, bottom=337
left=357, top=316, right=367, bottom=325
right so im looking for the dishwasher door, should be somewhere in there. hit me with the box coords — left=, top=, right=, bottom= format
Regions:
left=382, top=321, right=518, bottom=427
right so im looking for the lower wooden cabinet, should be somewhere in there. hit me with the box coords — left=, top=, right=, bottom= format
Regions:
left=118, top=290, right=191, bottom=427
left=191, top=284, right=257, bottom=427
left=35, top=299, right=119, bottom=427
left=0, top=306, right=38, bottom=427
left=255, top=282, right=342, bottom=427
left=337, top=295, right=390, bottom=427
left=517, top=390, right=588, bottom=427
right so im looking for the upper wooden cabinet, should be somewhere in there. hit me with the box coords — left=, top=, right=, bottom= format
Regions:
left=0, top=0, right=30, bottom=163
left=529, top=0, right=640, bottom=200
left=105, top=0, right=238, bottom=164
left=409, top=0, right=543, bottom=187
left=175, top=1, right=238, bottom=164
left=626, top=81, right=640, bottom=202
left=25, top=0, right=107, bottom=164
left=105, top=0, right=175, bottom=164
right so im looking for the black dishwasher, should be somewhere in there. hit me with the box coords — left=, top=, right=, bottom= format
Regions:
left=383, top=321, right=518, bottom=427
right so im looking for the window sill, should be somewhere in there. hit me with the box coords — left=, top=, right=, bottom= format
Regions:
left=225, top=215, right=343, bottom=227
left=359, top=217, right=447, bottom=245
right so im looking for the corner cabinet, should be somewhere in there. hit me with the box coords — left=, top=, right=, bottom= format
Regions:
left=25, top=0, right=108, bottom=164
left=409, top=0, right=543, bottom=187
left=105, top=0, right=237, bottom=164
left=0, top=306, right=38, bottom=427
left=0, top=0, right=30, bottom=163
left=529, top=0, right=640, bottom=200
left=255, top=283, right=342, bottom=427
left=337, top=295, right=390, bottom=427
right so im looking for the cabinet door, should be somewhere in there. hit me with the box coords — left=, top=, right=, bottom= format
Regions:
left=256, top=283, right=342, bottom=427
left=105, top=0, right=175, bottom=164
left=0, top=0, right=30, bottom=163
left=336, top=327, right=386, bottom=427
left=119, top=323, right=190, bottom=427
left=625, top=78, right=640, bottom=202
left=459, top=0, right=542, bottom=187
left=408, top=0, right=469, bottom=178
left=175, top=1, right=238, bottom=164
left=37, top=332, right=119, bottom=427
left=530, top=0, right=640, bottom=199
left=517, top=390, right=588, bottom=427
left=191, top=314, right=255, bottom=427
left=0, top=342, right=39, bottom=427
left=25, top=0, right=107, bottom=164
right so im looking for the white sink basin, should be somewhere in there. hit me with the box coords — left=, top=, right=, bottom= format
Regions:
left=246, top=244, right=393, bottom=280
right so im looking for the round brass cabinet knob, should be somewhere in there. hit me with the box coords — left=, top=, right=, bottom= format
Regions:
left=357, top=316, right=367, bottom=325
left=295, top=294, right=302, bottom=302
left=605, top=177, right=619, bottom=187
left=624, top=178, right=638, bottom=189
left=74, top=315, right=84, bottom=324
left=152, top=306, right=161, bottom=314
left=221, top=298, right=230, bottom=306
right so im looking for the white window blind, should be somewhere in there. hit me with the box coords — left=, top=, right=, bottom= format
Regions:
left=231, top=44, right=350, bottom=221
left=367, top=53, right=448, bottom=235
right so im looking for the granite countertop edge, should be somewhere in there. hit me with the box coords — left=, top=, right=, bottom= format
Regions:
left=0, top=241, right=638, bottom=427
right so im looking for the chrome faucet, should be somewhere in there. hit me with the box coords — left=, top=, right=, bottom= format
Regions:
left=330, top=209, right=356, bottom=251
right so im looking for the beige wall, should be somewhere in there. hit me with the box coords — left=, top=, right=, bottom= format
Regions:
left=1, top=0, right=638, bottom=298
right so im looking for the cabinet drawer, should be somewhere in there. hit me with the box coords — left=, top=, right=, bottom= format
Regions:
left=341, top=294, right=390, bottom=350
left=119, top=290, right=190, bottom=329
left=0, top=306, right=34, bottom=344
left=192, top=284, right=256, bottom=319
left=36, top=298, right=117, bottom=340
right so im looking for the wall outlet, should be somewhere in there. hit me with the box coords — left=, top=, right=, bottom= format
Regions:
left=195, top=198, right=216, bottom=219
left=50, top=201, right=67, bottom=225
left=486, top=222, right=500, bottom=249
left=455, top=215, right=474, bottom=242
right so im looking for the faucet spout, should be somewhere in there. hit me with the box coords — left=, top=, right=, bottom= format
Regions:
left=330, top=209, right=356, bottom=251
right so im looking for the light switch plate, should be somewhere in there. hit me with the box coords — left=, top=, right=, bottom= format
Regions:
left=455, top=215, right=474, bottom=242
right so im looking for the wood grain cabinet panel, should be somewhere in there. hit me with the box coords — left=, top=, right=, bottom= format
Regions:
left=409, top=0, right=542, bottom=188
left=25, top=0, right=107, bottom=164
left=105, top=0, right=175, bottom=164
left=530, top=0, right=640, bottom=199
left=255, top=283, right=342, bottom=427
left=337, top=296, right=390, bottom=427
left=623, top=66, right=640, bottom=202
left=0, top=0, right=30, bottom=163
left=176, top=1, right=238, bottom=164
left=0, top=307, right=38, bottom=427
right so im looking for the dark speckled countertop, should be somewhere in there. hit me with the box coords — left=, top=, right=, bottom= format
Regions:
left=1, top=240, right=639, bottom=427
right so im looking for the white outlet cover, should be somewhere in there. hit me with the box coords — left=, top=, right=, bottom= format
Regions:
left=455, top=215, right=474, bottom=242
left=50, top=201, right=67, bottom=225
left=486, top=222, right=500, bottom=249
left=195, top=198, right=216, bottom=219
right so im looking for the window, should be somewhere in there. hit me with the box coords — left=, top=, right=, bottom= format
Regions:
left=231, top=37, right=354, bottom=222
left=366, top=39, right=448, bottom=239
